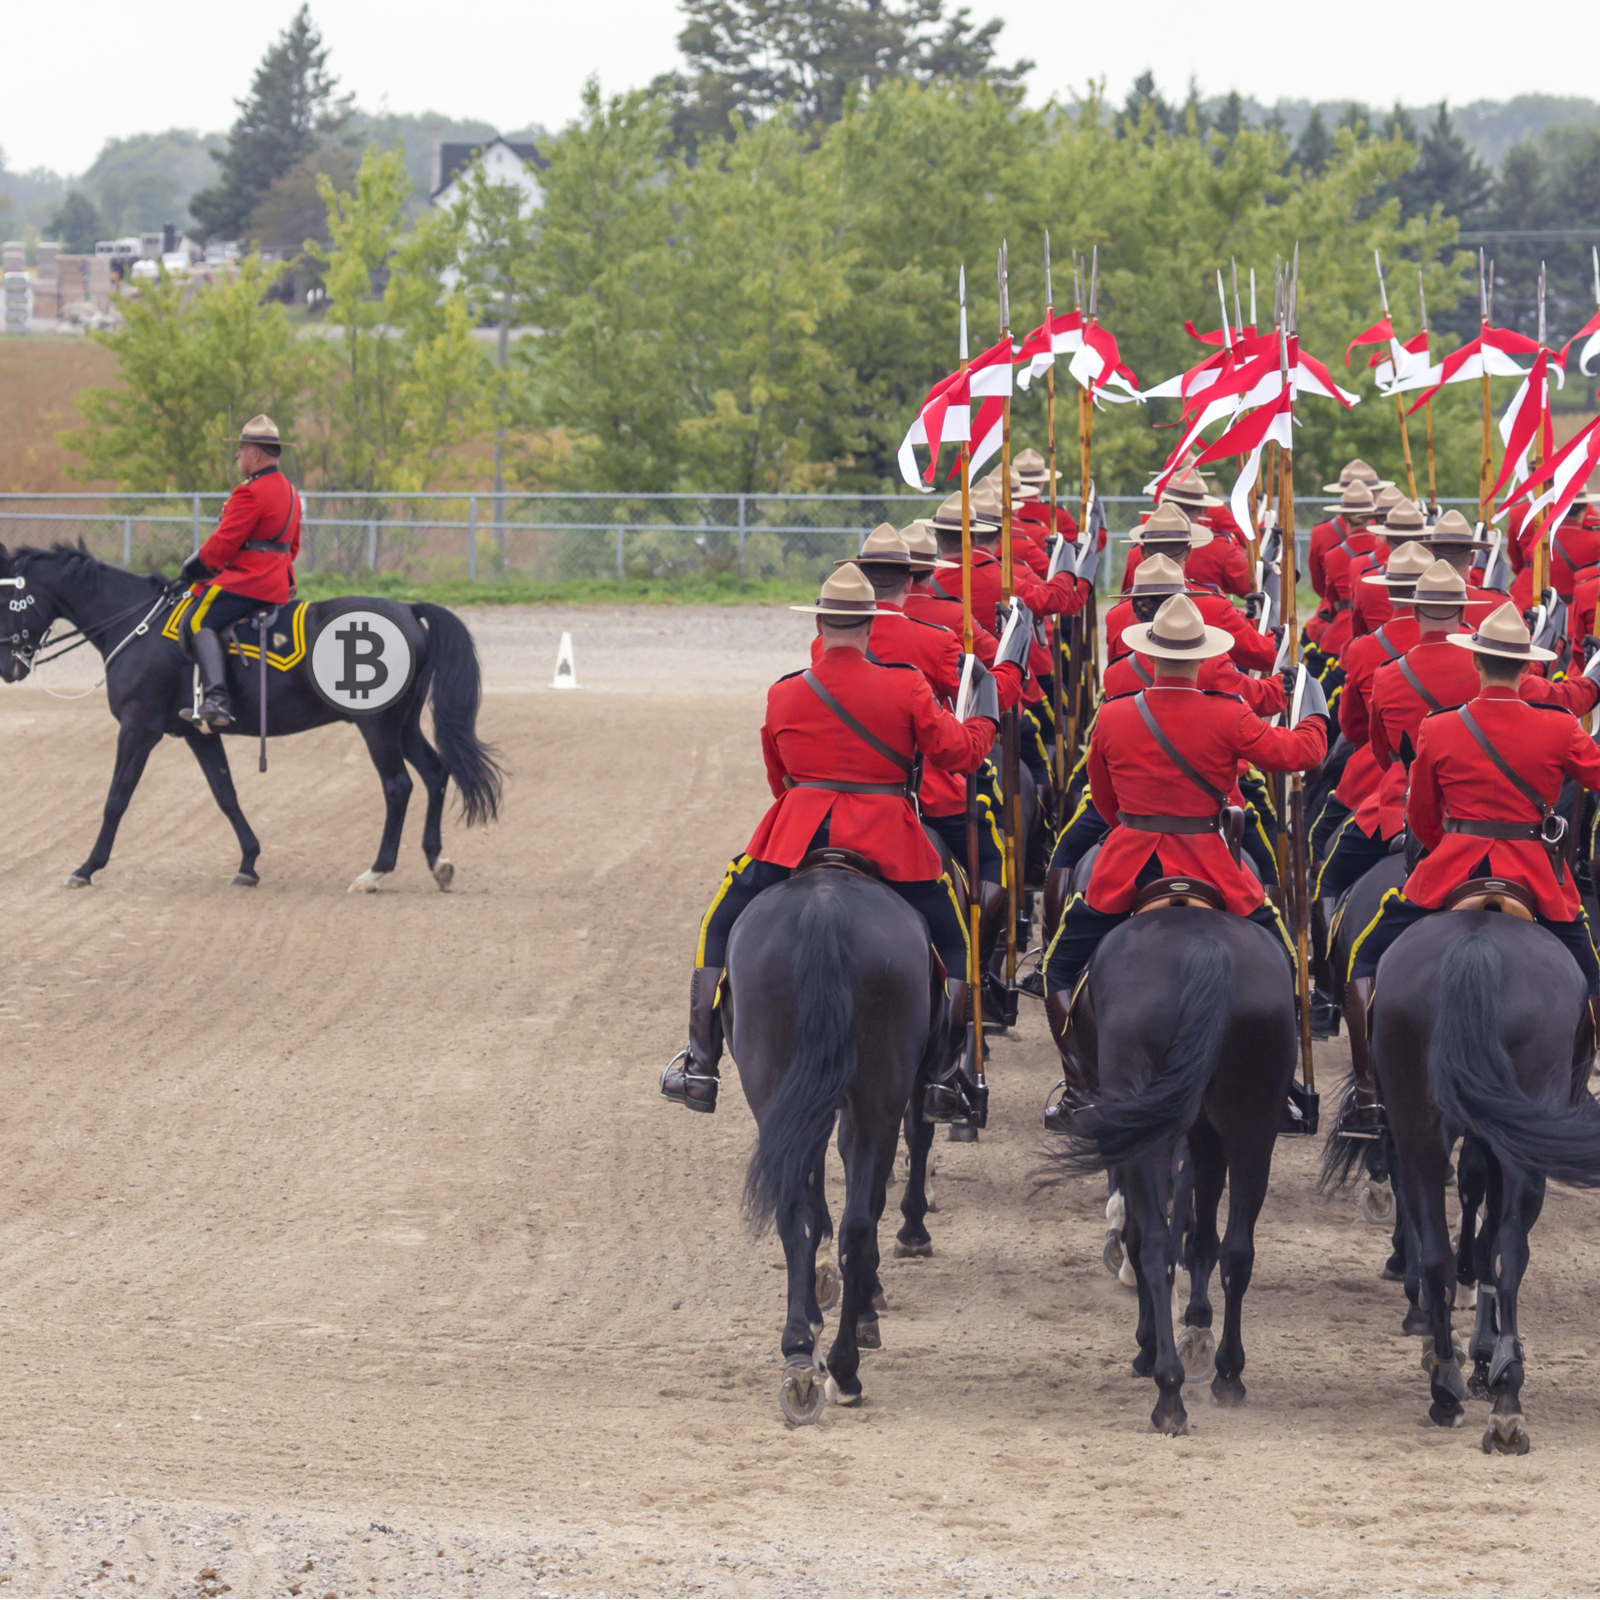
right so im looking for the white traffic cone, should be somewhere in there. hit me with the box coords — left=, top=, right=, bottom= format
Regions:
left=550, top=631, right=579, bottom=690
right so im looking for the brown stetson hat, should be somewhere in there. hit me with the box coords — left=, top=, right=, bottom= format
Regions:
left=1363, top=540, right=1433, bottom=593
left=1126, top=501, right=1215, bottom=549
left=1014, top=447, right=1048, bottom=479
left=1120, top=593, right=1234, bottom=662
left=1130, top=552, right=1187, bottom=596
left=227, top=413, right=289, bottom=446
left=1163, top=468, right=1224, bottom=509
left=1426, top=508, right=1494, bottom=551
left=837, top=523, right=911, bottom=569
left=1400, top=558, right=1469, bottom=610
left=1449, top=599, right=1556, bottom=663
left=900, top=520, right=956, bottom=572
left=1337, top=481, right=1379, bottom=517
left=1322, top=457, right=1393, bottom=494
left=1374, top=483, right=1407, bottom=514
left=790, top=562, right=885, bottom=619
left=931, top=491, right=1001, bottom=537
left=1380, top=500, right=1427, bottom=538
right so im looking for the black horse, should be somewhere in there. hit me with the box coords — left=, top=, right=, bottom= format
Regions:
left=727, top=861, right=943, bottom=1424
left=0, top=544, right=500, bottom=890
left=1373, top=912, right=1600, bottom=1451
left=1058, top=907, right=1296, bottom=1434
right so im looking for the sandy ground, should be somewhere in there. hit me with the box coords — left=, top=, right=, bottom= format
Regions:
left=4, top=604, right=1600, bottom=1598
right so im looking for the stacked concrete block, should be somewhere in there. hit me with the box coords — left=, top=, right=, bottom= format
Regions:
left=3, top=271, right=29, bottom=333
left=1, top=241, right=23, bottom=273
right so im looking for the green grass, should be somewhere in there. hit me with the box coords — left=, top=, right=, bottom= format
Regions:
left=292, top=571, right=820, bottom=606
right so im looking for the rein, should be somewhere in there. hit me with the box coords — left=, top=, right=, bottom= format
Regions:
left=8, top=585, right=179, bottom=699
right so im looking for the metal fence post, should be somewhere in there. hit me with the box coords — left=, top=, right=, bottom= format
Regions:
left=367, top=518, right=377, bottom=572
left=122, top=515, right=131, bottom=565
left=468, top=494, right=477, bottom=583
left=191, top=493, right=200, bottom=554
left=615, top=525, right=624, bottom=581
left=737, top=494, right=747, bottom=577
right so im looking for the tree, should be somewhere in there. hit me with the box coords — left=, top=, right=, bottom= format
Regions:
left=62, top=257, right=308, bottom=494
left=245, top=143, right=361, bottom=254
left=1293, top=108, right=1333, bottom=175
left=1120, top=71, right=1175, bottom=138
left=49, top=191, right=101, bottom=252
left=190, top=6, right=352, bottom=240
left=650, top=0, right=1031, bottom=155
left=82, top=131, right=219, bottom=236
left=1213, top=91, right=1246, bottom=142
left=1397, top=102, right=1492, bottom=222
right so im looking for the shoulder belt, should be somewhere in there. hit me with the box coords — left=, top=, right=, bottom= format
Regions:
left=1454, top=704, right=1566, bottom=882
left=1132, top=691, right=1229, bottom=814
left=1396, top=655, right=1444, bottom=713
left=1552, top=525, right=1574, bottom=574
left=928, top=574, right=954, bottom=602
left=1373, top=624, right=1404, bottom=662
left=800, top=669, right=913, bottom=773
left=242, top=486, right=299, bottom=555
left=1131, top=657, right=1153, bottom=687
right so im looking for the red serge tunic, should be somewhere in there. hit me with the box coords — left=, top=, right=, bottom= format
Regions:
left=1102, top=648, right=1287, bottom=719
left=807, top=602, right=1019, bottom=817
left=1104, top=588, right=1278, bottom=673
left=1308, top=516, right=1349, bottom=599
left=1123, top=536, right=1253, bottom=600
left=1083, top=680, right=1327, bottom=915
left=1333, top=616, right=1418, bottom=810
left=195, top=464, right=302, bottom=603
left=1509, top=506, right=1600, bottom=608
left=746, top=649, right=996, bottom=880
left=1405, top=688, right=1600, bottom=919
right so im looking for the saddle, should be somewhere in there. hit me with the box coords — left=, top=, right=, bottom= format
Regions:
left=1131, top=876, right=1227, bottom=914
left=1441, top=877, right=1536, bottom=920
left=173, top=602, right=285, bottom=665
left=797, top=847, right=882, bottom=880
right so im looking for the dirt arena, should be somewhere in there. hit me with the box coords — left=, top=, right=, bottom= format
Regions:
left=4, top=604, right=1600, bottom=1598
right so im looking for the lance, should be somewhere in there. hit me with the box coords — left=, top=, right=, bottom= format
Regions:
left=1479, top=252, right=1496, bottom=524
left=1268, top=263, right=1292, bottom=899
left=956, top=265, right=986, bottom=1106
left=1374, top=251, right=1419, bottom=501
left=1232, top=257, right=1246, bottom=335
left=1281, top=246, right=1315, bottom=1096
left=1046, top=231, right=1070, bottom=795
left=1419, top=269, right=1438, bottom=514
left=1245, top=268, right=1262, bottom=563
left=1531, top=262, right=1551, bottom=599
left=1080, top=245, right=1100, bottom=708
left=998, top=241, right=1022, bottom=1010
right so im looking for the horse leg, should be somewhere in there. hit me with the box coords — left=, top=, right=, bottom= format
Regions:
left=1396, top=1144, right=1465, bottom=1426
left=1178, top=1119, right=1225, bottom=1383
left=1399, top=1182, right=1429, bottom=1334
left=68, top=718, right=164, bottom=886
left=400, top=715, right=453, bottom=889
left=807, top=1152, right=833, bottom=1332
left=182, top=727, right=262, bottom=885
left=1125, top=1185, right=1157, bottom=1378
left=349, top=718, right=413, bottom=892
left=1211, top=1136, right=1274, bottom=1408
left=1468, top=1152, right=1504, bottom=1398
left=1482, top=1164, right=1544, bottom=1456
left=1456, top=1133, right=1490, bottom=1294
left=895, top=1063, right=936, bottom=1257
left=1125, top=1154, right=1187, bottom=1434
left=825, top=1107, right=896, bottom=1405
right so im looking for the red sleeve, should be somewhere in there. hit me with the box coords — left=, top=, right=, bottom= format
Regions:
left=1212, top=605, right=1278, bottom=671
left=1369, top=680, right=1396, bottom=771
left=760, top=720, right=789, bottom=799
left=1339, top=662, right=1371, bottom=745
left=1522, top=673, right=1600, bottom=716
left=1213, top=655, right=1285, bottom=716
left=1218, top=540, right=1253, bottom=599
left=909, top=673, right=995, bottom=774
left=1405, top=723, right=1446, bottom=849
left=1014, top=565, right=1089, bottom=618
left=1087, top=720, right=1119, bottom=829
left=1565, top=714, right=1600, bottom=790
left=1233, top=702, right=1328, bottom=774
left=1121, top=546, right=1141, bottom=595
left=1309, top=529, right=1329, bottom=598
left=197, top=483, right=258, bottom=572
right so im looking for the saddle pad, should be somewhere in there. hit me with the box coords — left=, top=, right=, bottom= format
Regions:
left=163, top=596, right=309, bottom=671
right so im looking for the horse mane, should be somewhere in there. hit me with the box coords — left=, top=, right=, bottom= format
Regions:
left=12, top=541, right=169, bottom=594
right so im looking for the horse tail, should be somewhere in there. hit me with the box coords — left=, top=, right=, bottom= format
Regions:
left=1428, top=932, right=1600, bottom=1186
left=743, top=883, right=859, bottom=1236
left=1061, top=937, right=1235, bottom=1174
left=411, top=603, right=504, bottom=826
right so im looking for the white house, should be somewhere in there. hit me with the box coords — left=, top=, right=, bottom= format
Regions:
left=430, top=134, right=547, bottom=212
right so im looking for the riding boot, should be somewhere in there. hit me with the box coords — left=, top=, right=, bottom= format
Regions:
left=977, top=880, right=1018, bottom=1028
left=1334, top=975, right=1384, bottom=1139
left=659, top=966, right=724, bottom=1113
left=1042, top=988, right=1093, bottom=1134
left=1309, top=896, right=1340, bottom=1040
left=923, top=980, right=985, bottom=1125
left=180, top=628, right=233, bottom=729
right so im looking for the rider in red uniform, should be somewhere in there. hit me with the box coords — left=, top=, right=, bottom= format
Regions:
left=178, top=415, right=300, bottom=730
left=661, top=563, right=1000, bottom=1118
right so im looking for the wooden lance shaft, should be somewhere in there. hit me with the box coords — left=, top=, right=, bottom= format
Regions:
left=999, top=327, right=1021, bottom=994
left=1279, top=442, right=1315, bottom=1093
left=1480, top=367, right=1494, bottom=527
left=958, top=434, right=985, bottom=1089
left=1048, top=356, right=1068, bottom=793
left=1395, top=390, right=1418, bottom=502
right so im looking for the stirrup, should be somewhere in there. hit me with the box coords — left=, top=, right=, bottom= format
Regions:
left=924, top=1066, right=986, bottom=1128
left=659, top=1048, right=719, bottom=1113
left=1333, top=1083, right=1385, bottom=1141
left=1042, top=1078, right=1092, bottom=1135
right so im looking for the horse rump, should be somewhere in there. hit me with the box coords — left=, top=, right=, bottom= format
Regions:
left=411, top=602, right=504, bottom=826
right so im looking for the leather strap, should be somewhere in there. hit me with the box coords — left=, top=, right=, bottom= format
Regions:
left=1134, top=691, right=1229, bottom=813
left=795, top=779, right=910, bottom=796
left=1116, top=813, right=1220, bottom=834
left=1444, top=817, right=1542, bottom=840
left=1553, top=525, right=1574, bottom=578
left=1373, top=624, right=1403, bottom=663
left=1131, top=656, right=1153, bottom=686
left=801, top=669, right=913, bottom=772
left=242, top=487, right=298, bottom=555
left=1456, top=704, right=1566, bottom=882
left=1397, top=655, right=1443, bottom=713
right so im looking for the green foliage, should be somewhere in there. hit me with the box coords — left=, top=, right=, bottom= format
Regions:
left=80, top=130, right=221, bottom=236
left=62, top=256, right=308, bottom=492
left=49, top=191, right=101, bottom=253
left=294, top=567, right=816, bottom=605
left=246, top=144, right=361, bottom=252
left=190, top=5, right=351, bottom=240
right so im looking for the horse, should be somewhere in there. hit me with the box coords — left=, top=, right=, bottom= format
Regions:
left=0, top=544, right=501, bottom=891
left=726, top=859, right=944, bottom=1424
left=1056, top=904, right=1297, bottom=1435
left=1372, top=911, right=1600, bottom=1451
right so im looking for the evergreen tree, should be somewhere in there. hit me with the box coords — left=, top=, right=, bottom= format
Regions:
left=1396, top=101, right=1492, bottom=221
left=49, top=191, right=102, bottom=253
left=1213, top=91, right=1246, bottom=142
left=1120, top=70, right=1175, bottom=137
left=1383, top=102, right=1418, bottom=144
left=1293, top=108, right=1333, bottom=175
left=190, top=6, right=351, bottom=239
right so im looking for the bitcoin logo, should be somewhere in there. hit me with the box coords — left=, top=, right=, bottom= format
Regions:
left=309, top=606, right=416, bottom=714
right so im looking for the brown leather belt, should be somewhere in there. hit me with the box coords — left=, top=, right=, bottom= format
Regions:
left=795, top=779, right=911, bottom=796
left=1117, top=812, right=1221, bottom=834
left=1444, top=817, right=1542, bottom=840
left=242, top=538, right=293, bottom=553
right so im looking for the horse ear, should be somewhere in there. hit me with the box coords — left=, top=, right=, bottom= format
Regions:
left=77, top=536, right=91, bottom=555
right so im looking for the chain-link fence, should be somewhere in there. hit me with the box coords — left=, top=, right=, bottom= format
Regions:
left=0, top=490, right=1475, bottom=595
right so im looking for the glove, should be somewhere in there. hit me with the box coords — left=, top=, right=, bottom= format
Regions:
left=1582, top=638, right=1600, bottom=684
left=179, top=552, right=213, bottom=588
left=1073, top=541, right=1100, bottom=588
left=1046, top=534, right=1073, bottom=580
left=1289, top=662, right=1330, bottom=728
left=1279, top=665, right=1299, bottom=698
left=1244, top=591, right=1265, bottom=622
left=995, top=597, right=1034, bottom=673
left=967, top=658, right=1000, bottom=724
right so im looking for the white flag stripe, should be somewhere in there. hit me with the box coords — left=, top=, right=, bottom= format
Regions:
left=1229, top=410, right=1295, bottom=541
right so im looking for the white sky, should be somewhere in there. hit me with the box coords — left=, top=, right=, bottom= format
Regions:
left=4, top=0, right=1592, bottom=176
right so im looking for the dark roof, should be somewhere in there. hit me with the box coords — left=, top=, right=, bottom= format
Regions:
left=433, top=138, right=548, bottom=199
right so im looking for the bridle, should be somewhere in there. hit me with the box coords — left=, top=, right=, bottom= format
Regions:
left=0, top=572, right=180, bottom=693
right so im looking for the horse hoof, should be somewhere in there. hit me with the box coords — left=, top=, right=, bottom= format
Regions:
left=1401, top=1305, right=1429, bottom=1336
left=1175, top=1325, right=1216, bottom=1382
left=815, top=1259, right=841, bottom=1311
left=63, top=874, right=92, bottom=889
left=1428, top=1401, right=1465, bottom=1428
left=1359, top=1179, right=1395, bottom=1226
left=1457, top=1280, right=1477, bottom=1312
left=925, top=1192, right=938, bottom=1213
left=1119, top=1255, right=1137, bottom=1289
left=946, top=1122, right=979, bottom=1143
left=1209, top=1376, right=1246, bottom=1408
left=231, top=872, right=259, bottom=888
left=1381, top=1253, right=1405, bottom=1282
left=856, top=1317, right=882, bottom=1350
left=1483, top=1414, right=1530, bottom=1455
left=349, top=869, right=387, bottom=894
left=824, top=1374, right=861, bottom=1407
left=1151, top=1404, right=1189, bottom=1437
left=893, top=1236, right=933, bottom=1259
left=432, top=858, right=455, bottom=891
left=1102, top=1228, right=1126, bottom=1279
left=779, top=1364, right=826, bottom=1427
